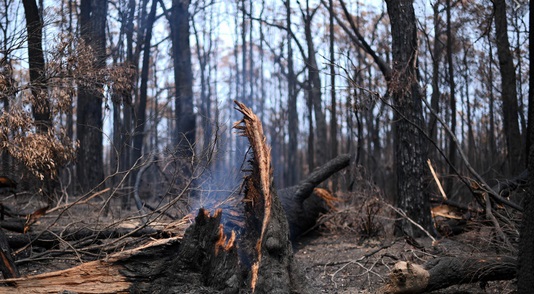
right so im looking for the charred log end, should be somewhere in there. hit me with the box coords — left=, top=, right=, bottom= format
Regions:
left=179, top=208, right=220, bottom=268
left=203, top=225, right=240, bottom=292
left=382, top=261, right=429, bottom=294
left=178, top=208, right=241, bottom=292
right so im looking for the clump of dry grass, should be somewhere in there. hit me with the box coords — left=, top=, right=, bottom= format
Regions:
left=319, top=173, right=394, bottom=241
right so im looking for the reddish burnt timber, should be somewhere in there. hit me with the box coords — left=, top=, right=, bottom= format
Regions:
left=232, top=100, right=307, bottom=293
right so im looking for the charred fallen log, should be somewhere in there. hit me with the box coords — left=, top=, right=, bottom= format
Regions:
left=381, top=256, right=516, bottom=293
left=0, top=237, right=185, bottom=293
left=279, top=154, right=350, bottom=240
left=0, top=227, right=19, bottom=279
left=4, top=227, right=160, bottom=251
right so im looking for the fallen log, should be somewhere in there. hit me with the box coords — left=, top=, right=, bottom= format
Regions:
left=0, top=237, right=184, bottom=293
left=381, top=256, right=516, bottom=293
left=0, top=220, right=25, bottom=234
left=6, top=234, right=58, bottom=250
left=279, top=153, right=350, bottom=241
left=5, top=226, right=160, bottom=251
left=0, top=227, right=18, bottom=279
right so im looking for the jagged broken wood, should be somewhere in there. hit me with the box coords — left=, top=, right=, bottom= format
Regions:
left=231, top=100, right=307, bottom=292
left=381, top=256, right=516, bottom=293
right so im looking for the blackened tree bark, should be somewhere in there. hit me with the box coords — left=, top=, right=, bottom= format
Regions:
left=192, top=0, right=213, bottom=153
left=445, top=0, right=457, bottom=193
left=111, top=0, right=136, bottom=199
left=240, top=0, right=248, bottom=107
left=23, top=0, right=58, bottom=201
left=132, top=0, right=157, bottom=169
left=76, top=0, right=107, bottom=193
left=328, top=0, right=338, bottom=186
left=517, top=4, right=534, bottom=292
left=385, top=0, right=433, bottom=237
left=22, top=0, right=51, bottom=134
left=492, top=0, right=523, bottom=175
left=170, top=0, right=195, bottom=168
left=488, top=35, right=497, bottom=164
left=428, top=2, right=443, bottom=159
left=463, top=44, right=476, bottom=167
left=334, top=0, right=433, bottom=233
left=123, top=0, right=136, bottom=193
left=303, top=0, right=328, bottom=167
left=286, top=0, right=298, bottom=186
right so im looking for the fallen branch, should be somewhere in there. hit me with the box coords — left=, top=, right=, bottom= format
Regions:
left=427, top=159, right=447, bottom=200
left=279, top=154, right=350, bottom=240
left=7, top=227, right=160, bottom=251
left=293, top=153, right=350, bottom=203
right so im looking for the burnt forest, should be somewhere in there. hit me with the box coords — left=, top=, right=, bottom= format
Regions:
left=0, top=0, right=532, bottom=293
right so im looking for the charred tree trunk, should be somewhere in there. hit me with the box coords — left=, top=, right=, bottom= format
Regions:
left=445, top=0, right=457, bottom=194
left=22, top=0, right=58, bottom=202
left=286, top=0, right=299, bottom=187
left=328, top=0, right=338, bottom=189
left=304, top=1, right=328, bottom=167
left=170, top=0, right=195, bottom=172
left=493, top=0, right=523, bottom=174
left=22, top=0, right=51, bottom=134
left=232, top=101, right=306, bottom=293
left=518, top=7, right=534, bottom=291
left=76, top=0, right=106, bottom=193
left=132, top=0, right=157, bottom=170
left=386, top=0, right=434, bottom=237
left=428, top=2, right=442, bottom=160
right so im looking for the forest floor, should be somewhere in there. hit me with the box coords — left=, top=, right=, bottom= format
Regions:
left=4, top=190, right=518, bottom=293
left=293, top=230, right=515, bottom=293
